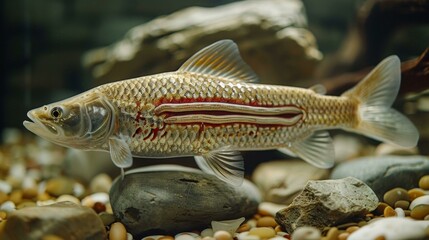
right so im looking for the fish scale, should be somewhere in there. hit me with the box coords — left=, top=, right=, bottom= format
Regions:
left=23, top=40, right=419, bottom=185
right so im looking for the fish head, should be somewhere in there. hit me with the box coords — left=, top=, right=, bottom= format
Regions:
left=23, top=91, right=115, bottom=149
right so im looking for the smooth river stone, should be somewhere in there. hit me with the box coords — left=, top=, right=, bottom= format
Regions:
left=330, top=156, right=429, bottom=200
left=0, top=201, right=106, bottom=240
left=109, top=165, right=261, bottom=237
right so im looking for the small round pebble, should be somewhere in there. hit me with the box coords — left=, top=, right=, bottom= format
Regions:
left=237, top=224, right=251, bottom=233
left=0, top=200, right=16, bottom=213
left=110, top=222, right=127, bottom=240
left=175, top=232, right=199, bottom=240
left=158, top=236, right=174, bottom=240
left=291, top=226, right=321, bottom=240
left=419, top=175, right=429, bottom=190
left=410, top=195, right=429, bottom=210
left=383, top=206, right=397, bottom=217
left=395, top=207, right=405, bottom=217
left=56, top=194, right=80, bottom=205
left=346, top=226, right=359, bottom=233
left=411, top=204, right=429, bottom=220
left=383, top=188, right=409, bottom=207
left=248, top=227, right=276, bottom=239
left=325, top=227, right=339, bottom=240
left=214, top=230, right=232, bottom=240
left=408, top=188, right=425, bottom=202
left=99, top=212, right=115, bottom=226
left=256, top=216, right=277, bottom=228
left=90, top=173, right=112, bottom=193
left=93, top=202, right=106, bottom=213
left=338, top=232, right=350, bottom=240
left=374, top=202, right=389, bottom=215
left=394, top=200, right=410, bottom=210
left=201, top=228, right=214, bottom=237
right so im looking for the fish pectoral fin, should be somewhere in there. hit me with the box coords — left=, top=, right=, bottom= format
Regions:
left=178, top=40, right=259, bottom=83
left=108, top=137, right=133, bottom=168
left=194, top=148, right=244, bottom=186
left=288, top=131, right=335, bottom=169
left=277, top=147, right=297, bottom=157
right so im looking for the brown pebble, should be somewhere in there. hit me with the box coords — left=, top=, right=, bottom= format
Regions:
left=258, top=208, right=272, bottom=217
left=17, top=201, right=36, bottom=209
left=42, top=235, right=64, bottom=240
left=0, top=211, right=7, bottom=220
left=9, top=190, right=23, bottom=205
left=93, top=202, right=106, bottom=213
left=109, top=222, right=127, bottom=240
left=45, top=177, right=75, bottom=197
left=383, top=206, right=397, bottom=217
left=346, top=226, right=359, bottom=233
left=419, top=175, right=429, bottom=190
left=158, top=236, right=174, bottom=240
left=404, top=210, right=411, bottom=216
left=408, top=188, right=425, bottom=202
left=374, top=202, right=389, bottom=215
left=383, top=188, right=409, bottom=207
left=411, top=204, right=429, bottom=220
left=358, top=221, right=367, bottom=227
left=324, top=227, right=339, bottom=240
left=375, top=236, right=386, bottom=240
left=338, top=232, right=349, bottom=240
left=274, top=225, right=283, bottom=233
left=22, top=187, right=38, bottom=199
left=253, top=214, right=261, bottom=220
left=0, top=192, right=8, bottom=204
left=256, top=216, right=277, bottom=228
left=37, top=192, right=52, bottom=201
left=236, top=223, right=251, bottom=233
left=248, top=227, right=276, bottom=239
left=394, top=200, right=410, bottom=210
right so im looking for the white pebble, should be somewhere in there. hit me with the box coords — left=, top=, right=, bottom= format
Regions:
left=21, top=176, right=37, bottom=190
left=56, top=194, right=80, bottom=205
left=127, top=232, right=133, bottom=240
left=81, top=192, right=109, bottom=207
left=395, top=207, right=405, bottom=218
left=214, top=230, right=232, bottom=240
left=246, top=219, right=257, bottom=228
left=141, top=235, right=163, bottom=240
left=258, top=202, right=287, bottom=217
left=0, top=201, right=16, bottom=212
left=291, top=227, right=321, bottom=240
left=237, top=232, right=260, bottom=240
left=9, top=163, right=26, bottom=181
left=175, top=233, right=198, bottom=240
left=348, top=217, right=429, bottom=240
left=37, top=199, right=56, bottom=206
left=268, top=237, right=285, bottom=240
left=90, top=173, right=112, bottom=193
left=73, top=182, right=86, bottom=197
left=410, top=195, right=429, bottom=210
left=0, top=180, right=12, bottom=194
left=201, top=228, right=214, bottom=237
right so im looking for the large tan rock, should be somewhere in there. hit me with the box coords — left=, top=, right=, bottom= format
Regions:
left=83, top=0, right=321, bottom=86
left=0, top=202, right=106, bottom=240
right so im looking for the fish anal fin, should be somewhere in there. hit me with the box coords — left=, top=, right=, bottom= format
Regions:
left=109, top=136, right=133, bottom=169
left=195, top=147, right=244, bottom=186
left=288, top=131, right=334, bottom=169
left=178, top=40, right=259, bottom=83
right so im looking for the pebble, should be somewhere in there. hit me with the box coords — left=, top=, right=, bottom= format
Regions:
left=0, top=191, right=8, bottom=204
left=374, top=202, right=389, bottom=215
left=0, top=201, right=16, bottom=213
left=9, top=190, right=23, bottom=205
left=110, top=222, right=127, bottom=240
left=383, top=188, right=410, bottom=207
left=81, top=192, right=109, bottom=208
left=408, top=188, right=425, bottom=201
left=237, top=224, right=251, bottom=233
left=337, top=232, right=349, bottom=240
left=201, top=228, right=214, bottom=237
left=248, top=227, right=276, bottom=239
left=419, top=175, right=429, bottom=190
left=45, top=177, right=75, bottom=197
left=93, top=202, right=107, bottom=213
left=212, top=217, right=245, bottom=235
left=346, top=226, right=359, bottom=233
left=0, top=180, right=12, bottom=194
left=175, top=232, right=199, bottom=240
left=16, top=201, right=36, bottom=209
left=90, top=173, right=112, bottom=193
left=394, top=200, right=410, bottom=209
left=237, top=232, right=260, bottom=240
left=56, top=194, right=80, bottom=205
left=323, top=227, right=339, bottom=240
left=256, top=216, right=277, bottom=228
left=395, top=207, right=405, bottom=217
left=291, top=226, right=321, bottom=240
left=158, top=236, right=174, bottom=240
left=213, top=231, right=232, bottom=240
left=383, top=206, right=397, bottom=217
left=22, top=187, right=38, bottom=199
left=411, top=204, right=429, bottom=219
left=410, top=195, right=429, bottom=210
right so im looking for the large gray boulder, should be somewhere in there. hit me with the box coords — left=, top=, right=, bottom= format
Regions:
left=83, top=0, right=321, bottom=86
left=275, top=177, right=378, bottom=233
left=110, top=165, right=261, bottom=237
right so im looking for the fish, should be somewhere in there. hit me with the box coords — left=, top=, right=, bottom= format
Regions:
left=23, top=40, right=419, bottom=185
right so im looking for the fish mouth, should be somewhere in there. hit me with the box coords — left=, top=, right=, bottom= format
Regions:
left=23, top=111, right=58, bottom=136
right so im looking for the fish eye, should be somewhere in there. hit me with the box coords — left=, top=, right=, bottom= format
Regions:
left=50, top=107, right=63, bottom=119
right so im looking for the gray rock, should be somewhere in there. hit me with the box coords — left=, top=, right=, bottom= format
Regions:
left=275, top=177, right=378, bottom=233
left=0, top=202, right=106, bottom=240
left=252, top=160, right=329, bottom=204
left=330, top=156, right=429, bottom=200
left=110, top=165, right=261, bottom=237
left=83, top=0, right=321, bottom=87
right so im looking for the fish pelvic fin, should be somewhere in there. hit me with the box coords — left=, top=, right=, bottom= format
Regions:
left=178, top=40, right=260, bottom=83
left=194, top=147, right=244, bottom=186
left=279, top=131, right=334, bottom=168
left=343, top=55, right=419, bottom=147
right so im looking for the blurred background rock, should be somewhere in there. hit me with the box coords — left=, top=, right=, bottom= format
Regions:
left=2, top=0, right=428, bottom=140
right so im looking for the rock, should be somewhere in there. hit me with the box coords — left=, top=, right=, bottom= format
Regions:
left=252, top=160, right=329, bottom=204
left=348, top=218, right=429, bottom=240
left=110, top=165, right=260, bottom=237
left=275, top=177, right=378, bottom=233
left=330, top=156, right=429, bottom=200
left=0, top=201, right=106, bottom=240
left=83, top=0, right=321, bottom=87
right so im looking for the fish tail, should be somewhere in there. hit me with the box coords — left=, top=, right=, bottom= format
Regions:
left=343, top=55, right=419, bottom=147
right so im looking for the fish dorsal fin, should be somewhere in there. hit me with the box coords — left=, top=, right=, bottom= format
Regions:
left=285, top=131, right=334, bottom=168
left=194, top=146, right=244, bottom=186
left=178, top=40, right=259, bottom=83
left=309, top=84, right=327, bottom=95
